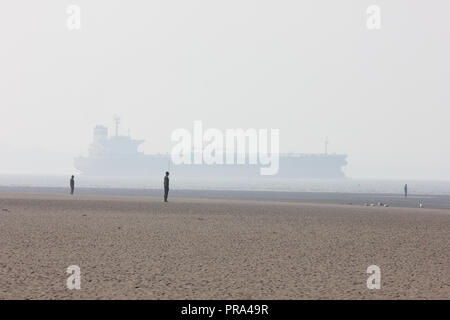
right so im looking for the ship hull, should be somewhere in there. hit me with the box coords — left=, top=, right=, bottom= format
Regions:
left=74, top=154, right=347, bottom=179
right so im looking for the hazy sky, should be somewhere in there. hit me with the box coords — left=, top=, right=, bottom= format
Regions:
left=1, top=0, right=449, bottom=179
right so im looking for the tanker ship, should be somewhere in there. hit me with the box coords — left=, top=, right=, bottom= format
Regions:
left=74, top=118, right=347, bottom=179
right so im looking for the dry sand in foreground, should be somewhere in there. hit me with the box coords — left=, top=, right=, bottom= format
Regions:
left=0, top=192, right=449, bottom=299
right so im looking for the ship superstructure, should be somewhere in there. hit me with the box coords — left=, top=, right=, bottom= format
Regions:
left=74, top=119, right=347, bottom=179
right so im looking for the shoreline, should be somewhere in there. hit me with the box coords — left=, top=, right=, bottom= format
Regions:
left=1, top=185, right=450, bottom=210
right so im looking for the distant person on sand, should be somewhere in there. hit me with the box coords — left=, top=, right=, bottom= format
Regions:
left=164, top=171, right=170, bottom=202
left=70, top=175, right=75, bottom=195
left=404, top=184, right=408, bottom=198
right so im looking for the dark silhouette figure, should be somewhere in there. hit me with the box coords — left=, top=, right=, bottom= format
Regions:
left=70, top=175, right=75, bottom=195
left=164, top=171, right=170, bottom=202
left=404, top=184, right=408, bottom=198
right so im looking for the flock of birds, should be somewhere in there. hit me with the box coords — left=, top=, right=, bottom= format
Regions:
left=363, top=201, right=424, bottom=208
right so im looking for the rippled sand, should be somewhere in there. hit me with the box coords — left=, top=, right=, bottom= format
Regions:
left=0, top=192, right=449, bottom=299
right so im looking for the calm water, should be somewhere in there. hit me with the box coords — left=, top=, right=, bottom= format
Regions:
left=1, top=174, right=450, bottom=195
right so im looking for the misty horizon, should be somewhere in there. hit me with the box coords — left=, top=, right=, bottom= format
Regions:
left=1, top=1, right=449, bottom=180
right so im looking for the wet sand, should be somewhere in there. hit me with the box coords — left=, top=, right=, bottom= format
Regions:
left=2, top=185, right=450, bottom=209
left=0, top=192, right=449, bottom=299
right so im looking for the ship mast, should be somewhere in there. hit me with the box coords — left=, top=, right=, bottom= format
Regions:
left=113, top=116, right=120, bottom=137
left=324, top=137, right=329, bottom=155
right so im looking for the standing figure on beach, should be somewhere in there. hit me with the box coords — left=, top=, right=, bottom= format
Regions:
left=164, top=171, right=170, bottom=202
left=70, top=175, right=75, bottom=195
left=404, top=184, right=408, bottom=198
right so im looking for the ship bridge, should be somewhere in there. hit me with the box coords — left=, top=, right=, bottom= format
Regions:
left=88, top=120, right=144, bottom=157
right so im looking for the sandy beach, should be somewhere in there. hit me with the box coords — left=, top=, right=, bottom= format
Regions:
left=0, top=192, right=449, bottom=299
